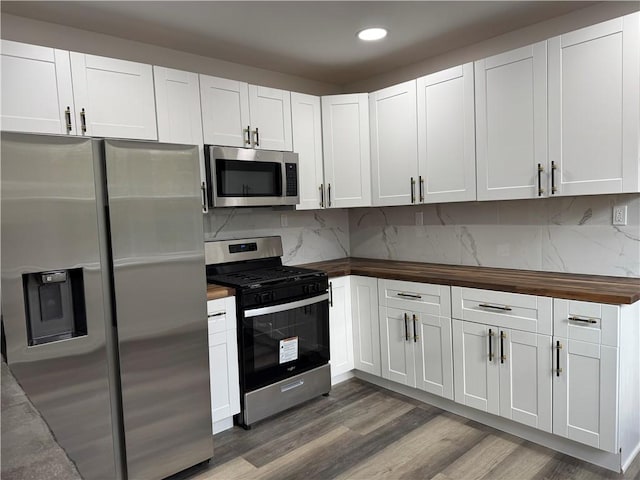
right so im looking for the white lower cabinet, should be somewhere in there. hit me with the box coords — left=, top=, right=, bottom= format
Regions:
left=329, top=277, right=354, bottom=380
left=207, top=296, right=240, bottom=434
left=451, top=287, right=553, bottom=432
left=350, top=276, right=381, bottom=376
left=379, top=279, right=453, bottom=399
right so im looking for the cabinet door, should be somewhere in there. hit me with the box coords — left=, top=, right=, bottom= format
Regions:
left=292, top=92, right=324, bottom=210
left=200, top=75, right=250, bottom=147
left=1, top=40, right=75, bottom=135
left=452, top=320, right=499, bottom=414
left=379, top=307, right=415, bottom=387
left=475, top=42, right=547, bottom=200
left=499, top=329, right=552, bottom=432
left=370, top=80, right=418, bottom=206
left=351, top=276, right=381, bottom=376
left=322, top=94, right=371, bottom=208
left=417, top=63, right=476, bottom=204
left=209, top=329, right=241, bottom=427
left=154, top=67, right=207, bottom=210
left=553, top=337, right=618, bottom=453
left=248, top=85, right=292, bottom=151
left=414, top=313, right=454, bottom=399
left=549, top=13, right=640, bottom=195
left=329, top=278, right=354, bottom=379
left=70, top=53, right=157, bottom=140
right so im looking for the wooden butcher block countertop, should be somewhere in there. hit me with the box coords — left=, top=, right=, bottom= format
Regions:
left=299, top=257, right=640, bottom=305
left=206, top=284, right=235, bottom=301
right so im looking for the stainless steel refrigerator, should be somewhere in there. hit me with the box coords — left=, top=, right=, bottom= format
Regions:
left=1, top=132, right=213, bottom=480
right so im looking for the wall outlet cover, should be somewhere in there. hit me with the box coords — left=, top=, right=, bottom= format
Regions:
left=613, top=205, right=627, bottom=226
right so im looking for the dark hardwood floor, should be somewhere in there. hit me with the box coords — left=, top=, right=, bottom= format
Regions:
left=172, top=378, right=640, bottom=480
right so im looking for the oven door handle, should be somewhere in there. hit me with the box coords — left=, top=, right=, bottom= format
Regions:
left=244, top=293, right=329, bottom=318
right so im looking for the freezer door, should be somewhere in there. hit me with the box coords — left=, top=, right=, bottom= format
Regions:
left=104, top=139, right=212, bottom=479
left=0, top=132, right=117, bottom=479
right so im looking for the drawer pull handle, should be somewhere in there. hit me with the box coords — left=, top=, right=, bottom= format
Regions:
left=397, top=292, right=422, bottom=299
left=568, top=316, right=597, bottom=324
left=554, top=341, right=563, bottom=376
left=281, top=379, right=304, bottom=392
left=478, top=303, right=512, bottom=312
left=488, top=329, right=494, bottom=362
left=208, top=312, right=225, bottom=318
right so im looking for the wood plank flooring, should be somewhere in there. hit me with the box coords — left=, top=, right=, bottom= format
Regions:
left=170, top=379, right=640, bottom=480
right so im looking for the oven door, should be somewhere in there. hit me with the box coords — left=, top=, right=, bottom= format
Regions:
left=241, top=293, right=330, bottom=392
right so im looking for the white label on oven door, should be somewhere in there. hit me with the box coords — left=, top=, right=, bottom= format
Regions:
left=279, top=336, right=298, bottom=364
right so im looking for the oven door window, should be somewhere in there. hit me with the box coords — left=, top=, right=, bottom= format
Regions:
left=242, top=299, right=329, bottom=391
left=216, top=159, right=282, bottom=197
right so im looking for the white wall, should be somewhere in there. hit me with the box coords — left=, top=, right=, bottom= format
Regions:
left=203, top=208, right=350, bottom=265
left=344, top=2, right=640, bottom=92
left=350, top=194, right=640, bottom=278
left=0, top=13, right=341, bottom=96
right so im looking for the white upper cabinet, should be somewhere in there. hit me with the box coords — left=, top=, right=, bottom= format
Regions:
left=548, top=12, right=640, bottom=196
left=1, top=40, right=75, bottom=135
left=321, top=93, right=371, bottom=208
left=154, top=66, right=207, bottom=211
left=70, top=53, right=157, bottom=140
left=248, top=85, right=292, bottom=151
left=291, top=92, right=324, bottom=210
left=417, top=63, right=476, bottom=204
left=200, top=75, right=250, bottom=147
left=200, top=76, right=292, bottom=151
left=370, top=80, right=419, bottom=206
left=475, top=42, right=547, bottom=201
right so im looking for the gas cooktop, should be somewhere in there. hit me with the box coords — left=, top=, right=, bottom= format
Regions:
left=207, top=265, right=322, bottom=288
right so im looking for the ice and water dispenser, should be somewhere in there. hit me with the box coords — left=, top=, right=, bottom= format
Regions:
left=22, top=268, right=87, bottom=346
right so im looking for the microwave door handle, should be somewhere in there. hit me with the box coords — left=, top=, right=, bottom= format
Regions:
left=244, top=293, right=329, bottom=318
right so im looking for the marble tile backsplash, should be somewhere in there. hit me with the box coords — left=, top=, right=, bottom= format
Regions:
left=203, top=208, right=350, bottom=265
left=349, top=194, right=640, bottom=278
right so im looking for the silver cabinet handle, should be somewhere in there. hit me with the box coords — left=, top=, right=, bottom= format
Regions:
left=80, top=108, right=87, bottom=134
left=329, top=282, right=333, bottom=307
left=253, top=127, right=260, bottom=146
left=319, top=184, right=324, bottom=208
left=488, top=328, right=494, bottom=362
left=201, top=182, right=208, bottom=213
left=410, top=177, right=416, bottom=203
left=419, top=176, right=424, bottom=202
left=207, top=312, right=225, bottom=318
left=500, top=330, right=506, bottom=363
left=478, top=303, right=512, bottom=312
left=551, top=161, right=557, bottom=194
left=568, top=316, right=598, bottom=324
left=327, top=184, right=332, bottom=207
left=397, top=292, right=422, bottom=299
left=554, top=341, right=563, bottom=376
left=245, top=125, right=251, bottom=145
left=412, top=314, right=418, bottom=342
left=65, top=106, right=72, bottom=133
left=537, top=163, right=544, bottom=196
left=403, top=312, right=409, bottom=341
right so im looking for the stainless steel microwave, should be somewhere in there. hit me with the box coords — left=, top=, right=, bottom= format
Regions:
left=205, top=146, right=299, bottom=208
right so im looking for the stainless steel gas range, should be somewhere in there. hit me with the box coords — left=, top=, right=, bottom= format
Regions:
left=205, top=236, right=331, bottom=429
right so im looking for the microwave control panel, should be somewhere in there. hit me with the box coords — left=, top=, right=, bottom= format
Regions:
left=285, top=163, right=298, bottom=197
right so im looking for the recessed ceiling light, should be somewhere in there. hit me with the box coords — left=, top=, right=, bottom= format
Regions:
left=357, top=27, right=387, bottom=41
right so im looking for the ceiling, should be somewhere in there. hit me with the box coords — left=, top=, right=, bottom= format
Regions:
left=1, top=1, right=598, bottom=85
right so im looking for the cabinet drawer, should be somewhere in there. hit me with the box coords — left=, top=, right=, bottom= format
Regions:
left=207, top=296, right=236, bottom=334
left=379, top=279, right=451, bottom=316
left=452, top=287, right=552, bottom=334
left=554, top=299, right=619, bottom=347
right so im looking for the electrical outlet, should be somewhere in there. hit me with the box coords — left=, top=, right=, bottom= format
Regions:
left=415, top=212, right=423, bottom=226
left=613, top=205, right=627, bottom=226
left=280, top=214, right=288, bottom=227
